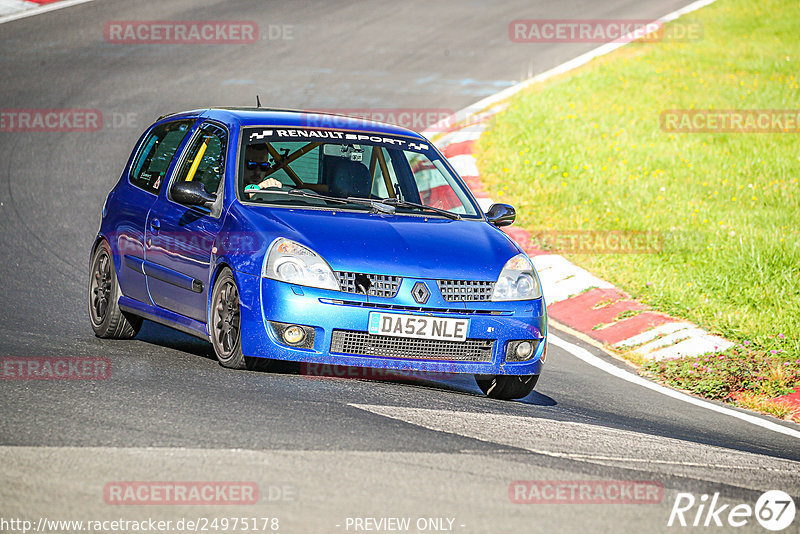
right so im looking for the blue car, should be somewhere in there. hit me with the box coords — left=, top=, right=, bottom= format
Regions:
left=89, top=108, right=547, bottom=399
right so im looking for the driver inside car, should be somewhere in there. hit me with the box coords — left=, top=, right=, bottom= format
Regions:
left=243, top=144, right=283, bottom=196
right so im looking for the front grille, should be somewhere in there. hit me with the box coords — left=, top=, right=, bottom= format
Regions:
left=335, top=271, right=401, bottom=298
left=331, top=330, right=494, bottom=362
left=319, top=298, right=509, bottom=316
left=437, top=280, right=495, bottom=302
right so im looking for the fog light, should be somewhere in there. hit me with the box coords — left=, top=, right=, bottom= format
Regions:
left=505, top=339, right=540, bottom=362
left=283, top=325, right=305, bottom=345
left=515, top=341, right=533, bottom=359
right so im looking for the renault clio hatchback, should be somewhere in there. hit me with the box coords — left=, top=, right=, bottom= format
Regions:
left=89, top=108, right=547, bottom=400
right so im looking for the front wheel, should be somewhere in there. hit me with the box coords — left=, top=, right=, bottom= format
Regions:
left=209, top=269, right=271, bottom=371
left=210, top=268, right=246, bottom=369
left=475, top=374, right=539, bottom=400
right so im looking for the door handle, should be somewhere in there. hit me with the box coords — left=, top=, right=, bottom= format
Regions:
left=149, top=218, right=161, bottom=234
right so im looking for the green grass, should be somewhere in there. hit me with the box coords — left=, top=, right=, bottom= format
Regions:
left=641, top=346, right=799, bottom=400
left=728, top=391, right=800, bottom=421
left=641, top=347, right=800, bottom=421
left=476, top=0, right=800, bottom=368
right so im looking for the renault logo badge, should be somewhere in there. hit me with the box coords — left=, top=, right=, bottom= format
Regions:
left=411, top=282, right=430, bottom=304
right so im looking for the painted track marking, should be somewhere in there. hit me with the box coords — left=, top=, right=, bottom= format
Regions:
left=549, top=333, right=800, bottom=439
left=0, top=0, right=95, bottom=25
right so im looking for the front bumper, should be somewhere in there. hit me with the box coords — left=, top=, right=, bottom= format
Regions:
left=237, top=272, right=546, bottom=376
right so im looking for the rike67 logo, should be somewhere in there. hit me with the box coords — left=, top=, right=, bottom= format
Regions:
left=668, top=490, right=796, bottom=531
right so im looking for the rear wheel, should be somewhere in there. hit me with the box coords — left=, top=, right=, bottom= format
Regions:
left=88, top=240, right=142, bottom=339
left=475, top=374, right=539, bottom=400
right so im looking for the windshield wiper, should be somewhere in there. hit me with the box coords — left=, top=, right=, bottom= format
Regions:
left=286, top=189, right=395, bottom=214
left=378, top=198, right=461, bottom=220
left=249, top=188, right=351, bottom=206
left=260, top=189, right=456, bottom=219
left=284, top=188, right=349, bottom=205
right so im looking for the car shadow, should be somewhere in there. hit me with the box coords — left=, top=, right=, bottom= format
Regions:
left=263, top=359, right=557, bottom=406
left=133, top=321, right=557, bottom=407
left=519, top=390, right=557, bottom=406
left=135, top=320, right=217, bottom=361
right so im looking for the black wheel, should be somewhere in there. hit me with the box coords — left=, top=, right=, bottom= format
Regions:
left=475, top=374, right=539, bottom=400
left=210, top=268, right=246, bottom=369
left=88, top=240, right=142, bottom=339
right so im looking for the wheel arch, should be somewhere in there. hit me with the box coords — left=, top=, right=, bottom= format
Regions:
left=90, top=234, right=108, bottom=265
left=206, top=260, right=236, bottom=326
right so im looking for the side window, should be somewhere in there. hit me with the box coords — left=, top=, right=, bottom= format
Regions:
left=173, top=123, right=228, bottom=197
left=129, top=120, right=194, bottom=194
left=405, top=152, right=465, bottom=212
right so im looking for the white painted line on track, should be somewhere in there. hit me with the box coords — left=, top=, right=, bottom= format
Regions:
left=349, top=404, right=800, bottom=480
left=0, top=0, right=95, bottom=24
left=549, top=333, right=800, bottom=439
left=428, top=0, right=787, bottom=436
left=0, top=0, right=37, bottom=16
left=10, top=0, right=787, bottom=442
left=424, top=0, right=720, bottom=135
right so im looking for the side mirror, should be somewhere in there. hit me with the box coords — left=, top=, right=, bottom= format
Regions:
left=172, top=181, right=216, bottom=208
left=485, top=203, right=516, bottom=227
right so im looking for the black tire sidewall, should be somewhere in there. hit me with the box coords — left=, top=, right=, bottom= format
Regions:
left=210, top=269, right=245, bottom=368
left=476, top=374, right=538, bottom=400
left=89, top=241, right=119, bottom=333
left=507, top=375, right=538, bottom=399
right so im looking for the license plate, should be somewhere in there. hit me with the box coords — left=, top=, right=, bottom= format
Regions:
left=368, top=312, right=469, bottom=342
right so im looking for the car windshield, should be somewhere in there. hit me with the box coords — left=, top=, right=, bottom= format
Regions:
left=238, top=126, right=480, bottom=218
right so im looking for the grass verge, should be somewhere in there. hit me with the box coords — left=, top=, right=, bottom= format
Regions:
left=475, top=0, right=799, bottom=417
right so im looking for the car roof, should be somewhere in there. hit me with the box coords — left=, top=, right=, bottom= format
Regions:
left=158, top=107, right=428, bottom=139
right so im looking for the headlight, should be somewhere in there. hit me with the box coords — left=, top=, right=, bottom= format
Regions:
left=491, top=253, right=542, bottom=301
left=263, top=238, right=340, bottom=291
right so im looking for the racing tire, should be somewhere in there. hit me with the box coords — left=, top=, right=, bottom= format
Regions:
left=210, top=268, right=251, bottom=370
left=89, top=240, right=142, bottom=339
left=475, top=374, right=539, bottom=400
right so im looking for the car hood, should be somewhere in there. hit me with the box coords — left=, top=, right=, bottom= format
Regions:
left=238, top=206, right=522, bottom=280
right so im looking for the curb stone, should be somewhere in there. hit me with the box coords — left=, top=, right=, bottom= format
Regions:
left=433, top=125, right=734, bottom=361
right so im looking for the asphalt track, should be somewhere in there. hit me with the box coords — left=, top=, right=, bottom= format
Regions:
left=0, top=1, right=798, bottom=532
